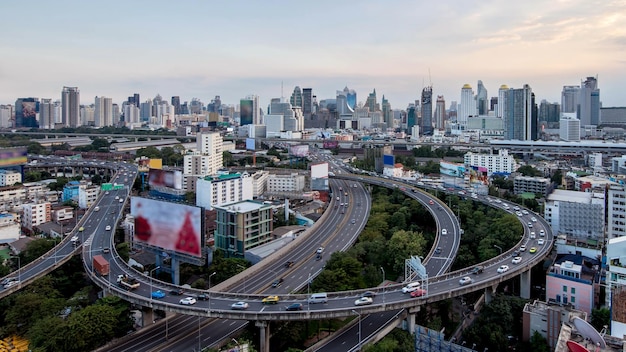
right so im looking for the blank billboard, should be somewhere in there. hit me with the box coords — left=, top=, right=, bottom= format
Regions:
left=290, top=144, right=309, bottom=157
left=246, top=138, right=256, bottom=151
left=311, top=162, right=329, bottom=179
left=383, top=154, right=395, bottom=166
left=0, top=147, right=27, bottom=167
left=131, top=197, right=204, bottom=257
left=148, top=168, right=183, bottom=190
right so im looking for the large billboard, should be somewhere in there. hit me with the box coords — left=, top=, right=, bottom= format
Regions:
left=290, top=144, right=309, bottom=157
left=131, top=197, right=204, bottom=257
left=245, top=138, right=256, bottom=151
left=240, top=99, right=253, bottom=126
left=323, top=140, right=338, bottom=149
left=148, top=168, right=183, bottom=190
left=0, top=147, right=27, bottom=167
left=440, top=161, right=466, bottom=178
left=383, top=154, right=395, bottom=166
left=311, top=162, right=329, bottom=179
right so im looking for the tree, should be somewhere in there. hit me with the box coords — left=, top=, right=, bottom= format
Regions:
left=591, top=307, right=610, bottom=332
left=551, top=169, right=563, bottom=185
left=27, top=141, right=46, bottom=155
left=528, top=330, right=550, bottom=352
left=386, top=230, right=426, bottom=273
left=517, top=165, right=542, bottom=177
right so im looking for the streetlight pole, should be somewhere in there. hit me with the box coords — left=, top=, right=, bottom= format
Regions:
left=150, top=266, right=160, bottom=302
left=494, top=245, right=503, bottom=255
left=308, top=273, right=311, bottom=311
left=380, top=266, right=385, bottom=304
left=351, top=310, right=362, bottom=351
left=208, top=271, right=216, bottom=308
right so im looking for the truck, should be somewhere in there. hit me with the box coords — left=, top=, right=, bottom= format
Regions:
left=92, top=255, right=110, bottom=276
left=117, top=275, right=140, bottom=290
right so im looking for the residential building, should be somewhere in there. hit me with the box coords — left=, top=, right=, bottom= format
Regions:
left=77, top=185, right=99, bottom=209
left=0, top=170, right=22, bottom=187
left=497, top=85, right=508, bottom=118
left=611, top=155, right=626, bottom=174
left=522, top=299, right=587, bottom=350
left=94, top=96, right=113, bottom=127
left=22, top=202, right=52, bottom=229
left=0, top=213, right=20, bottom=244
left=464, top=149, right=516, bottom=175
left=0, top=104, right=13, bottom=128
left=421, top=86, right=433, bottom=135
left=544, top=189, right=605, bottom=239
left=214, top=200, right=273, bottom=257
left=39, top=98, right=54, bottom=129
left=459, top=84, right=476, bottom=125
left=0, top=186, right=26, bottom=211
left=514, top=176, right=551, bottom=197
left=267, top=173, right=305, bottom=193
left=606, top=236, right=626, bottom=337
left=51, top=206, right=74, bottom=223
left=183, top=132, right=224, bottom=192
left=196, top=172, right=253, bottom=211
left=434, top=95, right=446, bottom=130
left=62, top=181, right=82, bottom=203
left=503, top=84, right=535, bottom=141
left=607, top=185, right=626, bottom=239
left=546, top=255, right=599, bottom=316
left=251, top=171, right=269, bottom=198
left=560, top=114, right=581, bottom=141
left=61, top=86, right=80, bottom=127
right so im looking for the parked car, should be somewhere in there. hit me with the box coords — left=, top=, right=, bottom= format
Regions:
left=459, top=277, right=473, bottom=286
left=410, top=289, right=427, bottom=298
left=262, top=295, right=280, bottom=304
left=497, top=265, right=509, bottom=273
left=285, top=303, right=303, bottom=311
left=231, top=301, right=249, bottom=310
left=512, top=257, right=522, bottom=264
left=151, top=290, right=166, bottom=299
left=354, top=297, right=373, bottom=306
left=179, top=297, right=197, bottom=305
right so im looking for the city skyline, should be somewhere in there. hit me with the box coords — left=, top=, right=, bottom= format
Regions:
left=1, top=1, right=625, bottom=109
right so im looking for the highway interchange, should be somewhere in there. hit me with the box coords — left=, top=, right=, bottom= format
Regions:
left=0, top=155, right=553, bottom=351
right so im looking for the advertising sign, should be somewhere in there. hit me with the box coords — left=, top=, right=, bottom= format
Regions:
left=148, top=168, right=183, bottom=190
left=311, top=162, right=329, bottom=179
left=131, top=197, right=204, bottom=257
left=383, top=154, right=395, bottom=166
left=290, top=144, right=309, bottom=157
left=0, top=147, right=27, bottom=167
left=440, top=161, right=466, bottom=178
left=323, top=140, right=338, bottom=149
left=245, top=138, right=256, bottom=151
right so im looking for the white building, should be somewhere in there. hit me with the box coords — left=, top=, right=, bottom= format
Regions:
left=559, top=114, right=580, bottom=141
left=267, top=173, right=305, bottom=193
left=22, top=202, right=51, bottom=229
left=382, top=163, right=404, bottom=178
left=196, top=172, right=253, bottom=211
left=611, top=155, right=626, bottom=174
left=608, top=184, right=626, bottom=240
left=459, top=84, right=476, bottom=125
left=52, top=206, right=74, bottom=223
left=251, top=171, right=269, bottom=198
left=0, top=213, right=20, bottom=244
left=0, top=186, right=26, bottom=211
left=78, top=185, right=99, bottom=209
left=183, top=132, right=224, bottom=191
left=0, top=170, right=22, bottom=187
left=544, top=189, right=605, bottom=239
left=464, top=149, right=516, bottom=175
left=264, top=114, right=284, bottom=138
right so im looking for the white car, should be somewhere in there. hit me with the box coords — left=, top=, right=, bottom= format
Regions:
left=441, top=229, right=447, bottom=235
left=530, top=232, right=536, bottom=239
left=105, top=225, right=111, bottom=231
left=354, top=297, right=373, bottom=306
left=231, top=301, right=249, bottom=310
left=497, top=265, right=509, bottom=273
left=520, top=245, right=527, bottom=252
left=515, top=211, right=523, bottom=217
left=539, top=230, right=545, bottom=237
left=538, top=239, right=545, bottom=245
left=512, top=257, right=522, bottom=264
left=522, top=210, right=529, bottom=215
left=179, top=297, right=197, bottom=305
left=459, top=277, right=473, bottom=286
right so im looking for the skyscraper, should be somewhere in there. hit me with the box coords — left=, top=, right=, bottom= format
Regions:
left=290, top=87, right=302, bottom=107
left=15, top=98, right=39, bottom=128
left=579, top=76, right=600, bottom=126
left=476, top=80, right=488, bottom=115
left=240, top=95, right=259, bottom=125
left=302, top=88, right=313, bottom=118
left=171, top=96, right=181, bottom=115
left=503, top=84, right=534, bottom=141
left=94, top=96, right=113, bottom=127
left=459, top=84, right=476, bottom=125
left=336, top=86, right=356, bottom=116
left=406, top=103, right=417, bottom=134
left=62, top=86, right=80, bottom=127
left=40, top=99, right=53, bottom=129
left=561, top=85, right=580, bottom=113
left=365, top=89, right=379, bottom=112
left=421, top=86, right=433, bottom=135
left=435, top=95, right=446, bottom=130
left=382, top=95, right=392, bottom=130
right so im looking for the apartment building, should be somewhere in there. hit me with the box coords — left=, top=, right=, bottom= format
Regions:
left=544, top=189, right=605, bottom=239
left=22, top=202, right=52, bottom=229
left=214, top=200, right=273, bottom=257
left=196, top=172, right=253, bottom=211
left=267, top=173, right=305, bottom=193
left=514, top=176, right=552, bottom=196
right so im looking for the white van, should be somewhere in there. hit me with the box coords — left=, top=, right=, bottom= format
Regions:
left=308, top=292, right=328, bottom=304
left=402, top=281, right=421, bottom=293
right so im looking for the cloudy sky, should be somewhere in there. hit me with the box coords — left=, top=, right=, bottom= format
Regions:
left=1, top=0, right=625, bottom=111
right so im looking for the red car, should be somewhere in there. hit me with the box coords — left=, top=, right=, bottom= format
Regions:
left=410, top=289, right=427, bottom=298
left=429, top=200, right=434, bottom=205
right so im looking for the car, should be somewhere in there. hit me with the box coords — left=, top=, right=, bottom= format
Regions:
left=529, top=247, right=538, bottom=253
left=441, top=229, right=447, bottom=235
left=262, top=295, right=280, bottom=304
left=528, top=222, right=533, bottom=228
left=512, top=256, right=522, bottom=264
left=3, top=280, right=20, bottom=289
left=459, top=277, right=473, bottom=286
left=530, top=232, right=536, bottom=239
left=539, top=230, right=545, bottom=236
left=361, top=291, right=376, bottom=298
left=105, top=225, right=111, bottom=231
left=538, top=239, right=545, bottom=245
left=531, top=216, right=537, bottom=222
left=515, top=211, right=523, bottom=217
left=351, top=219, right=356, bottom=224
left=471, top=265, right=484, bottom=275
left=354, top=297, right=373, bottom=306
left=231, top=301, right=249, bottom=310
left=1, top=277, right=18, bottom=286
left=316, top=247, right=324, bottom=254
left=115, top=196, right=119, bottom=200
left=497, top=265, right=510, bottom=273
left=284, top=261, right=295, bottom=268
left=79, top=227, right=84, bottom=232
left=196, top=293, right=210, bottom=301
left=435, top=247, right=442, bottom=254
left=102, top=247, right=110, bottom=254
left=179, top=297, right=197, bottom=305
left=286, top=303, right=303, bottom=311
left=105, top=191, right=110, bottom=195
left=513, top=206, right=520, bottom=211
left=522, top=210, right=529, bottom=215
left=429, top=200, right=434, bottom=205
left=410, top=289, right=427, bottom=298
left=169, top=288, right=184, bottom=296
left=151, top=290, right=166, bottom=299
left=271, top=278, right=284, bottom=288
left=520, top=245, right=527, bottom=252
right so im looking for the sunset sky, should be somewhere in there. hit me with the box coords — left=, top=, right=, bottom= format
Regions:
left=1, top=0, right=625, bottom=110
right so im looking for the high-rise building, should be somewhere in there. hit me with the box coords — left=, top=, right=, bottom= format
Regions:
left=183, top=132, right=224, bottom=191
left=382, top=96, right=392, bottom=130
left=503, top=84, right=534, bottom=140
left=207, top=96, right=221, bottom=113
left=579, top=76, right=600, bottom=126
left=476, top=80, right=488, bottom=115
left=561, top=85, right=580, bottom=113
left=497, top=85, right=508, bottom=118
left=80, top=105, right=94, bottom=126
left=435, top=95, right=446, bottom=130
left=239, top=95, right=259, bottom=125
left=94, top=96, right=113, bottom=127
left=459, top=84, right=476, bottom=125
left=62, top=86, right=80, bottom=127
left=302, top=88, right=313, bottom=118
left=39, top=99, right=54, bottom=129
left=406, top=103, right=417, bottom=134
left=365, top=89, right=379, bottom=112
left=15, top=98, right=39, bottom=128
left=140, top=100, right=153, bottom=121
left=0, top=105, right=13, bottom=128
left=171, top=96, right=181, bottom=115
left=336, top=86, right=356, bottom=116
left=124, top=104, right=139, bottom=124
left=421, top=86, right=433, bottom=135
left=538, top=100, right=561, bottom=124
left=290, top=86, right=303, bottom=108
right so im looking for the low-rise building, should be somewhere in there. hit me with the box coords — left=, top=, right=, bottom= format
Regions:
left=267, top=173, right=305, bottom=193
left=546, top=255, right=600, bottom=316
left=0, top=213, right=20, bottom=244
left=0, top=186, right=26, bottom=211
left=195, top=172, right=253, bottom=211
left=213, top=200, right=273, bottom=258
left=0, top=169, right=22, bottom=187
left=52, top=206, right=74, bottom=223
left=464, top=149, right=516, bottom=175
left=522, top=299, right=587, bottom=350
left=544, top=189, right=605, bottom=239
left=513, top=176, right=552, bottom=197
left=22, top=202, right=51, bottom=230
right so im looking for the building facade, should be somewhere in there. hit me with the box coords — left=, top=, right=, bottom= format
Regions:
left=267, top=173, right=305, bottom=193
left=464, top=149, right=516, bottom=175
left=544, top=189, right=605, bottom=239
left=22, top=202, right=51, bottom=229
left=62, top=86, right=80, bottom=127
left=513, top=176, right=551, bottom=196
left=214, top=200, right=273, bottom=258
left=0, top=170, right=22, bottom=187
left=195, top=172, right=253, bottom=211
left=546, top=257, right=597, bottom=316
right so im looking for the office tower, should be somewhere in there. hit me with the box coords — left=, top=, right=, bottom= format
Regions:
left=503, top=84, right=534, bottom=140
left=365, top=89, right=379, bottom=112
left=124, top=104, right=139, bottom=124
left=207, top=96, right=221, bottom=113
left=0, top=105, right=12, bottom=128
left=459, top=84, right=476, bottom=125
left=421, top=86, right=433, bottom=135
left=336, top=86, right=356, bottom=116
left=539, top=100, right=561, bottom=124
left=490, top=97, right=498, bottom=112
left=290, top=86, right=303, bottom=107
left=476, top=80, right=488, bottom=115
left=140, top=100, right=152, bottom=121
left=94, top=96, right=113, bottom=127
left=189, top=98, right=204, bottom=114
left=302, top=88, right=313, bottom=118
left=407, top=103, right=417, bottom=134
left=561, top=85, right=580, bottom=113
left=133, top=93, right=140, bottom=109
left=448, top=101, right=457, bottom=122
left=240, top=95, right=259, bottom=126
left=497, top=85, right=509, bottom=118
left=112, top=104, right=120, bottom=126
left=382, top=96, right=392, bottom=129
left=39, top=99, right=54, bottom=129
left=171, top=96, right=181, bottom=115
left=62, top=86, right=80, bottom=127
left=435, top=95, right=446, bottom=130
left=80, top=105, right=94, bottom=126
left=579, top=76, right=600, bottom=126
left=15, top=98, right=39, bottom=128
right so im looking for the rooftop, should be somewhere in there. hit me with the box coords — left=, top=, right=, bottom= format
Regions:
left=547, top=189, right=596, bottom=204
left=216, top=200, right=271, bottom=213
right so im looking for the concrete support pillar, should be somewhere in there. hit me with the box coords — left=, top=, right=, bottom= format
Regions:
left=406, top=312, right=416, bottom=334
left=255, top=321, right=270, bottom=352
left=142, top=307, right=154, bottom=327
left=520, top=269, right=531, bottom=299
left=485, top=286, right=495, bottom=304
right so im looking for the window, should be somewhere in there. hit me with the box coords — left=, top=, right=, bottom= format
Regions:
left=571, top=296, right=576, bottom=303
left=571, top=287, right=575, bottom=294
left=563, top=285, right=567, bottom=293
